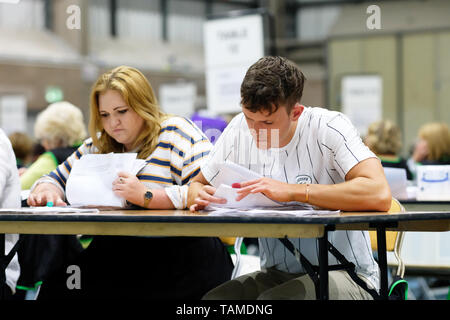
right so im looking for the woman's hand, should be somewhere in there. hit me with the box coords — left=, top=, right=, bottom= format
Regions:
left=27, top=183, right=67, bottom=207
left=112, top=171, right=146, bottom=206
left=235, top=177, right=295, bottom=203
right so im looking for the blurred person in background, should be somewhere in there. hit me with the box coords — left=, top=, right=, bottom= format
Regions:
left=407, top=122, right=450, bottom=179
left=8, top=131, right=33, bottom=173
left=0, top=128, right=21, bottom=300
left=364, top=120, right=413, bottom=180
left=19, top=101, right=87, bottom=190
left=14, top=101, right=87, bottom=299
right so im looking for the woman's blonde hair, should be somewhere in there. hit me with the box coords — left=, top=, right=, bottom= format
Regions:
left=34, top=101, right=87, bottom=147
left=418, top=122, right=450, bottom=162
left=89, top=66, right=168, bottom=159
left=365, top=120, right=402, bottom=156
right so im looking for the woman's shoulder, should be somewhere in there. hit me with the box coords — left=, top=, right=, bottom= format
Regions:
left=160, top=116, right=208, bottom=142
left=72, top=137, right=99, bottom=156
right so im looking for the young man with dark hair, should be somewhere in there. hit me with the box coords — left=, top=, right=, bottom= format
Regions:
left=188, top=56, right=391, bottom=300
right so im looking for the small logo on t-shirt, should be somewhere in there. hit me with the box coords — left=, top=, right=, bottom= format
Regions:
left=295, top=175, right=312, bottom=184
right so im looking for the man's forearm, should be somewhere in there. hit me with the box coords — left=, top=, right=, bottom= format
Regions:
left=290, top=178, right=391, bottom=211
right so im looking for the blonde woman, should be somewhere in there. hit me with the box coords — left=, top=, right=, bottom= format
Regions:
left=364, top=120, right=412, bottom=180
left=20, top=101, right=87, bottom=190
left=412, top=122, right=450, bottom=164
left=28, top=66, right=233, bottom=299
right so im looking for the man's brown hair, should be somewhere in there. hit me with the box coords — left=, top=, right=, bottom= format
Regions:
left=240, top=56, right=306, bottom=114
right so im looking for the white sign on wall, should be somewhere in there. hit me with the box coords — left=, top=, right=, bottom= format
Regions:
left=159, top=82, right=197, bottom=118
left=204, top=13, right=265, bottom=114
left=0, top=95, right=27, bottom=135
left=341, top=75, right=382, bottom=136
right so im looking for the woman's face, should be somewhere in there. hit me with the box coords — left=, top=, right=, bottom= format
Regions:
left=98, top=90, right=145, bottom=151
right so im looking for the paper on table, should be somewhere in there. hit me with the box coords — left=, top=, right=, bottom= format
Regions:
left=205, top=162, right=274, bottom=210
left=208, top=184, right=281, bottom=209
left=212, top=161, right=263, bottom=187
left=0, top=207, right=100, bottom=214
left=66, top=153, right=146, bottom=207
left=206, top=161, right=309, bottom=210
left=207, top=207, right=339, bottom=217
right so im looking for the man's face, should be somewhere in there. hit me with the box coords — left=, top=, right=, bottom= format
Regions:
left=242, top=104, right=301, bottom=149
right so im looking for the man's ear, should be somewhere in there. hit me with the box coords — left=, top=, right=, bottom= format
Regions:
left=290, top=103, right=304, bottom=121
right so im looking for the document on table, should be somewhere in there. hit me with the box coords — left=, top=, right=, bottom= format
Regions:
left=0, top=207, right=100, bottom=214
left=205, top=162, right=339, bottom=216
left=211, top=184, right=281, bottom=208
left=66, top=153, right=146, bottom=207
left=206, top=161, right=281, bottom=210
left=207, top=207, right=339, bottom=217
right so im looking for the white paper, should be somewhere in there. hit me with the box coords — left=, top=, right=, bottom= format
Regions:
left=206, top=162, right=321, bottom=212
left=210, top=184, right=281, bottom=209
left=383, top=167, right=409, bottom=200
left=212, top=161, right=263, bottom=187
left=207, top=207, right=339, bottom=217
left=0, top=207, right=100, bottom=214
left=66, top=153, right=146, bottom=207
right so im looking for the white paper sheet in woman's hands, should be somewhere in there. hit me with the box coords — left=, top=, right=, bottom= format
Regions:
left=65, top=153, right=146, bottom=207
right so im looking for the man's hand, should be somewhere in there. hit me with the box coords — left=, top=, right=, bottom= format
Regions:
left=189, top=183, right=226, bottom=212
left=235, top=177, right=296, bottom=202
left=188, top=172, right=227, bottom=212
left=27, top=183, right=66, bottom=207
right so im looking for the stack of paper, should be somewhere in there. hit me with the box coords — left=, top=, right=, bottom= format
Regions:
left=0, top=207, right=100, bottom=214
left=207, top=207, right=339, bottom=217
left=66, top=153, right=146, bottom=207
left=205, top=162, right=336, bottom=217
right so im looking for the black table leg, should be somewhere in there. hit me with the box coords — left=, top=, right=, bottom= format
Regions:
left=0, top=233, right=5, bottom=300
left=376, top=226, right=388, bottom=299
left=318, top=229, right=329, bottom=300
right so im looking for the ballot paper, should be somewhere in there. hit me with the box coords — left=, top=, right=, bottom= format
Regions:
left=212, top=161, right=263, bottom=187
left=205, top=161, right=279, bottom=210
left=65, top=153, right=146, bottom=207
left=211, top=184, right=281, bottom=208
left=205, top=162, right=328, bottom=214
left=207, top=207, right=339, bottom=217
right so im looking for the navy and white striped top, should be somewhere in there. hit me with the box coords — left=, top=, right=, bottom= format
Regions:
left=38, top=116, right=212, bottom=209
left=201, top=106, right=380, bottom=290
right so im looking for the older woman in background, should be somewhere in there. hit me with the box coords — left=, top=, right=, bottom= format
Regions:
left=20, top=101, right=87, bottom=190
left=364, top=120, right=413, bottom=180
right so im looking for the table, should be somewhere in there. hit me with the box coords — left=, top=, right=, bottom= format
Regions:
left=400, top=200, right=450, bottom=211
left=1, top=209, right=449, bottom=300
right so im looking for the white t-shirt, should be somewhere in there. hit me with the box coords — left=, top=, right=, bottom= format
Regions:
left=201, top=107, right=380, bottom=289
left=0, top=128, right=21, bottom=294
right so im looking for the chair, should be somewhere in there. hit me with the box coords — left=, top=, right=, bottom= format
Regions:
left=369, top=198, right=406, bottom=278
left=369, top=198, right=408, bottom=299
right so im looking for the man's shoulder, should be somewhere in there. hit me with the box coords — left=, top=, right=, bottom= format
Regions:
left=305, top=106, right=345, bottom=121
